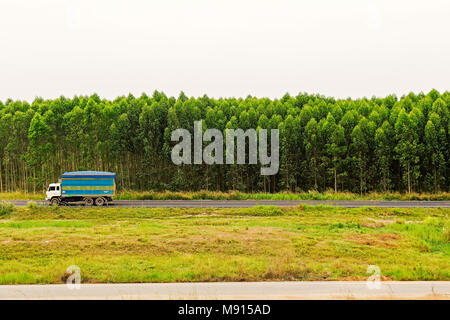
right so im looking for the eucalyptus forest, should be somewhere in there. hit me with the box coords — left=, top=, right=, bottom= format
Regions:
left=0, top=90, right=448, bottom=194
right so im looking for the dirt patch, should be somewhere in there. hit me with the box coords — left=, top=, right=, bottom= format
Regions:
left=346, top=233, right=401, bottom=248
left=41, top=240, right=55, bottom=244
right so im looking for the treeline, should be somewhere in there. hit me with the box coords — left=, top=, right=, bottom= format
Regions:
left=0, top=90, right=448, bottom=194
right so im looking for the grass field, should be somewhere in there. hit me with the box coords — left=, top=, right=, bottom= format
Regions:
left=0, top=190, right=449, bottom=201
left=0, top=203, right=448, bottom=284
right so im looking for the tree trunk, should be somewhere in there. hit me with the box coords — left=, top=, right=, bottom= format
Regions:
left=33, top=169, right=36, bottom=194
left=313, top=155, right=318, bottom=190
left=360, top=161, right=363, bottom=196
left=334, top=166, right=337, bottom=193
left=407, top=162, right=411, bottom=194
left=434, top=166, right=437, bottom=193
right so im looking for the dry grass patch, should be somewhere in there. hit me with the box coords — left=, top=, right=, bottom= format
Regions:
left=346, top=233, right=402, bottom=248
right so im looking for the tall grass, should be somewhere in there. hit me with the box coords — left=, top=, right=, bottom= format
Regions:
left=0, top=201, right=14, bottom=216
left=0, top=190, right=448, bottom=201
left=0, top=192, right=43, bottom=200
left=115, top=190, right=450, bottom=201
left=387, top=217, right=450, bottom=252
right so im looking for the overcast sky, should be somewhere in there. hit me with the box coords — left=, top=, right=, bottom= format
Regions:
left=1, top=0, right=449, bottom=101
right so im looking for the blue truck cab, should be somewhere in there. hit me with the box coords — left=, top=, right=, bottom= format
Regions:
left=46, top=171, right=116, bottom=206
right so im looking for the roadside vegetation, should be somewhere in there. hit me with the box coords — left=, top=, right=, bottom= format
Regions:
left=0, top=192, right=43, bottom=200
left=115, top=190, right=450, bottom=201
left=0, top=201, right=14, bottom=216
left=0, top=190, right=449, bottom=201
left=0, top=205, right=448, bottom=284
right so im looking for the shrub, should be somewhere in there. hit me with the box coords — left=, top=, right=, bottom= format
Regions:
left=0, top=201, right=14, bottom=216
left=26, top=201, right=38, bottom=209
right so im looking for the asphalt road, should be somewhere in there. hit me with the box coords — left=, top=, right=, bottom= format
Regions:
left=0, top=282, right=448, bottom=300
left=6, top=199, right=450, bottom=208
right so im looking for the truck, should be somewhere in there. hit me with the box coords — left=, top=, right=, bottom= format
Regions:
left=45, top=171, right=117, bottom=206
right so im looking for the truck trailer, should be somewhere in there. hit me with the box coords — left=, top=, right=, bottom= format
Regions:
left=45, top=171, right=116, bottom=206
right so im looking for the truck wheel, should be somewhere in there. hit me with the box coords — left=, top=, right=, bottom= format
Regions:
left=50, top=198, right=60, bottom=206
left=84, top=197, right=94, bottom=206
left=95, top=197, right=105, bottom=206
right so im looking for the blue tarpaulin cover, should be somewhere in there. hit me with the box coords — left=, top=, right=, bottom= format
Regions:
left=61, top=171, right=116, bottom=178
left=60, top=171, right=116, bottom=197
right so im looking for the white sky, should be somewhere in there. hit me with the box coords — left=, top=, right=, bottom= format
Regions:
left=1, top=0, right=449, bottom=101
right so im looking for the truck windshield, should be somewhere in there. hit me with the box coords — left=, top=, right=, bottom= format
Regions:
left=49, top=186, right=55, bottom=191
